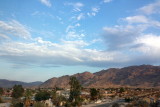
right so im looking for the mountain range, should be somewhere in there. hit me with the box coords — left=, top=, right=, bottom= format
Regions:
left=40, top=65, right=160, bottom=88
left=0, top=65, right=160, bottom=88
left=0, top=79, right=42, bottom=88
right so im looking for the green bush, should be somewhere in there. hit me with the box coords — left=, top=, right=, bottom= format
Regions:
left=33, top=102, right=47, bottom=107
left=13, top=102, right=24, bottom=107
left=125, top=97, right=133, bottom=102
left=35, top=91, right=50, bottom=101
left=112, top=103, right=119, bottom=107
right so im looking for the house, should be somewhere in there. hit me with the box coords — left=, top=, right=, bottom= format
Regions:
left=44, top=98, right=54, bottom=107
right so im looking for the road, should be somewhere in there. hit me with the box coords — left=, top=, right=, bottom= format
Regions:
left=83, top=102, right=112, bottom=107
left=82, top=99, right=121, bottom=107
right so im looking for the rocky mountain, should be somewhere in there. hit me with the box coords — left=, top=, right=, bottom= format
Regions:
left=0, top=79, right=43, bottom=88
left=40, top=65, right=160, bottom=88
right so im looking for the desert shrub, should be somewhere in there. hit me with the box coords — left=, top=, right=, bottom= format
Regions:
left=33, top=102, right=47, bottom=107
left=112, top=103, right=119, bottom=107
left=125, top=97, right=133, bottom=102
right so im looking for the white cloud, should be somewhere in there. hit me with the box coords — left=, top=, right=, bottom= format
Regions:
left=135, top=34, right=160, bottom=55
left=87, top=7, right=100, bottom=17
left=65, top=23, right=83, bottom=40
left=101, top=24, right=160, bottom=66
left=0, top=38, right=123, bottom=67
left=90, top=39, right=102, bottom=44
left=92, top=7, right=99, bottom=13
left=151, top=20, right=160, bottom=28
left=139, top=1, right=160, bottom=15
left=73, top=2, right=84, bottom=12
left=66, top=25, right=74, bottom=33
left=65, top=2, right=84, bottom=12
left=0, top=19, right=126, bottom=67
left=62, top=40, right=88, bottom=48
left=0, top=20, right=31, bottom=40
left=123, top=15, right=160, bottom=29
left=75, top=23, right=80, bottom=27
left=103, top=0, right=113, bottom=3
left=77, top=13, right=85, bottom=20
left=66, top=31, right=85, bottom=40
left=0, top=34, right=10, bottom=40
left=124, top=15, right=148, bottom=24
left=74, top=2, right=84, bottom=8
left=40, top=0, right=52, bottom=7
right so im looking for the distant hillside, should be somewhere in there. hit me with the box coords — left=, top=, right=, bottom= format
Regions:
left=40, top=65, right=160, bottom=88
left=0, top=79, right=42, bottom=88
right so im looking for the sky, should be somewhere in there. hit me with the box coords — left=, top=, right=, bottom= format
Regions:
left=0, top=0, right=160, bottom=82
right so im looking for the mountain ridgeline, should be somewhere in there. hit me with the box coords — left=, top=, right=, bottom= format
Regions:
left=40, top=65, right=160, bottom=88
left=0, top=65, right=160, bottom=88
left=0, top=79, right=42, bottom=88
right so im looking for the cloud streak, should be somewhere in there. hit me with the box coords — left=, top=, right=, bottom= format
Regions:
left=0, top=20, right=31, bottom=40
left=139, top=0, right=160, bottom=15
left=40, top=0, right=52, bottom=7
left=103, top=0, right=113, bottom=3
left=64, top=2, right=84, bottom=12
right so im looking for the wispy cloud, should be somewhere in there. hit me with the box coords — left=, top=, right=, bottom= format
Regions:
left=0, top=34, right=10, bottom=40
left=123, top=15, right=160, bottom=28
left=87, top=7, right=100, bottom=17
left=65, top=23, right=84, bottom=40
left=73, top=2, right=84, bottom=12
left=103, top=0, right=113, bottom=3
left=124, top=15, right=148, bottom=24
left=138, top=0, right=160, bottom=15
left=40, top=0, right=52, bottom=7
left=0, top=20, right=31, bottom=40
left=66, top=31, right=85, bottom=40
left=64, top=2, right=84, bottom=12
left=77, top=13, right=85, bottom=20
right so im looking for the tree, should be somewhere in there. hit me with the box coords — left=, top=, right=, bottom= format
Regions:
left=90, top=88, right=100, bottom=101
left=0, top=87, right=4, bottom=96
left=35, top=91, right=50, bottom=101
left=12, top=85, right=24, bottom=107
left=24, top=89, right=33, bottom=107
left=119, top=87, right=125, bottom=93
left=51, top=89, right=66, bottom=106
left=12, top=85, right=24, bottom=99
left=0, top=87, right=3, bottom=103
left=13, top=102, right=24, bottom=107
left=51, top=89, right=57, bottom=104
left=24, top=89, right=32, bottom=99
left=68, top=76, right=82, bottom=106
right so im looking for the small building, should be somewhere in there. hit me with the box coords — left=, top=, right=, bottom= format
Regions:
left=45, top=98, right=54, bottom=107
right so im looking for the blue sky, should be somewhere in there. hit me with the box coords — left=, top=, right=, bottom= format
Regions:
left=0, top=0, right=160, bottom=82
